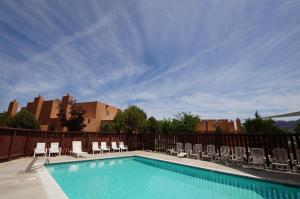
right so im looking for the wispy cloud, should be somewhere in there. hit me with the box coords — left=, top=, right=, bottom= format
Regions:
left=0, top=0, right=299, bottom=120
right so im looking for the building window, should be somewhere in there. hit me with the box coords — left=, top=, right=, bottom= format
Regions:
left=106, top=105, right=109, bottom=116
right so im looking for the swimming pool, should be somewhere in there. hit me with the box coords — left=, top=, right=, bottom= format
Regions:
left=46, top=156, right=300, bottom=199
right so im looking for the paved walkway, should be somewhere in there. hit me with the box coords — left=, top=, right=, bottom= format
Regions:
left=0, top=151, right=299, bottom=199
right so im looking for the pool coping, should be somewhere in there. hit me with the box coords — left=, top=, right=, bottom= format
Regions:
left=37, top=166, right=68, bottom=199
left=38, top=151, right=300, bottom=199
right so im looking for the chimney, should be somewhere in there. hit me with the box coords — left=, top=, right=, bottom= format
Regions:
left=32, top=95, right=44, bottom=120
left=61, top=94, right=74, bottom=119
left=7, top=99, right=19, bottom=116
left=235, top=118, right=242, bottom=133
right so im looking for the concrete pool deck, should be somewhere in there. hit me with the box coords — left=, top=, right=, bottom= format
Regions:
left=0, top=151, right=299, bottom=199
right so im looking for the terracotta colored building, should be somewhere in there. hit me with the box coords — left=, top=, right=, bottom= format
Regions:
left=7, top=94, right=120, bottom=132
left=195, top=118, right=242, bottom=133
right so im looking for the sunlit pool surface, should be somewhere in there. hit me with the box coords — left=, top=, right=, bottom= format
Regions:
left=46, top=156, right=300, bottom=199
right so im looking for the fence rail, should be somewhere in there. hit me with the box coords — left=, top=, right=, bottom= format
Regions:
left=0, top=127, right=299, bottom=165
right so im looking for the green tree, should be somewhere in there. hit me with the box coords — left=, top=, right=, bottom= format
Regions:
left=113, top=110, right=124, bottom=132
left=215, top=126, right=223, bottom=134
left=101, top=122, right=115, bottom=132
left=148, top=116, right=158, bottom=133
left=10, top=110, right=40, bottom=129
left=243, top=111, right=286, bottom=134
left=141, top=119, right=150, bottom=133
left=140, top=116, right=159, bottom=133
left=172, top=112, right=200, bottom=133
left=0, top=112, right=12, bottom=127
left=122, top=105, right=147, bottom=133
left=295, top=123, right=300, bottom=134
left=57, top=100, right=87, bottom=131
left=159, top=119, right=173, bottom=133
left=113, top=106, right=147, bottom=133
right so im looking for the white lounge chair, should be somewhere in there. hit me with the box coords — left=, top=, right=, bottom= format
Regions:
left=170, top=142, right=183, bottom=156
left=189, top=144, right=203, bottom=159
left=48, top=142, right=61, bottom=156
left=119, top=142, right=128, bottom=151
left=34, top=142, right=47, bottom=157
left=249, top=148, right=266, bottom=169
left=70, top=141, right=87, bottom=158
left=178, top=143, right=192, bottom=158
left=111, top=142, right=120, bottom=152
left=230, top=147, right=246, bottom=166
left=271, top=148, right=290, bottom=171
left=100, top=142, right=110, bottom=153
left=215, top=146, right=231, bottom=163
left=92, top=142, right=102, bottom=154
left=202, top=145, right=216, bottom=160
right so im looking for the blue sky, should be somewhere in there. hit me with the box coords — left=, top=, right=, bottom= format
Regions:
left=0, top=0, right=300, bottom=120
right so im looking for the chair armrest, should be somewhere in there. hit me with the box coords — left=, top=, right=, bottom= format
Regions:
left=186, top=150, right=192, bottom=154
left=268, top=157, right=274, bottom=163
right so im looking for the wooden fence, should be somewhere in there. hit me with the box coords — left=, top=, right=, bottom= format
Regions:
left=143, top=133, right=300, bottom=166
left=1, top=127, right=299, bottom=166
left=0, top=127, right=143, bottom=162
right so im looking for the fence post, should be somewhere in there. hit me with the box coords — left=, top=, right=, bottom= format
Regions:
left=283, top=135, right=292, bottom=169
left=289, top=135, right=296, bottom=165
left=8, top=131, right=16, bottom=161
left=60, top=133, right=64, bottom=155
left=262, top=134, right=269, bottom=166
left=23, top=132, right=31, bottom=157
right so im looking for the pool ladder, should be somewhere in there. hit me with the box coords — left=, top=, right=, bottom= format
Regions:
left=25, top=157, right=49, bottom=173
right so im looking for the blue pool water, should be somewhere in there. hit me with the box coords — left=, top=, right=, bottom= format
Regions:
left=46, top=156, right=300, bottom=199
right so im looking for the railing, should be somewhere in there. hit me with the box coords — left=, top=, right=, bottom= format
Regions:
left=0, top=127, right=299, bottom=165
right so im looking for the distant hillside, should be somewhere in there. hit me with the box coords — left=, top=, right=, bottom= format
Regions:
left=275, top=119, right=300, bottom=132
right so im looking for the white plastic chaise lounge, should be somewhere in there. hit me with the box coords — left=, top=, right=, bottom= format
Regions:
left=170, top=142, right=183, bottom=156
left=92, top=142, right=102, bottom=154
left=189, top=144, right=203, bottom=159
left=215, top=146, right=231, bottom=163
left=100, top=142, right=110, bottom=153
left=271, top=148, right=290, bottom=171
left=178, top=143, right=192, bottom=158
left=111, top=142, right=120, bottom=152
left=34, top=142, right=47, bottom=157
left=230, top=147, right=246, bottom=166
left=70, top=141, right=87, bottom=158
left=48, top=142, right=61, bottom=157
left=119, top=142, right=128, bottom=152
left=202, top=145, right=216, bottom=161
left=249, top=148, right=266, bottom=169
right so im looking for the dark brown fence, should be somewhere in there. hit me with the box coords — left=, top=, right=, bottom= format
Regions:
left=0, top=127, right=143, bottom=162
left=1, top=127, right=299, bottom=166
left=143, top=133, right=300, bottom=167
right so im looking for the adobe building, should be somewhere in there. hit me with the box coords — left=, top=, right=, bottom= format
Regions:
left=7, top=94, right=120, bottom=132
left=195, top=118, right=242, bottom=133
